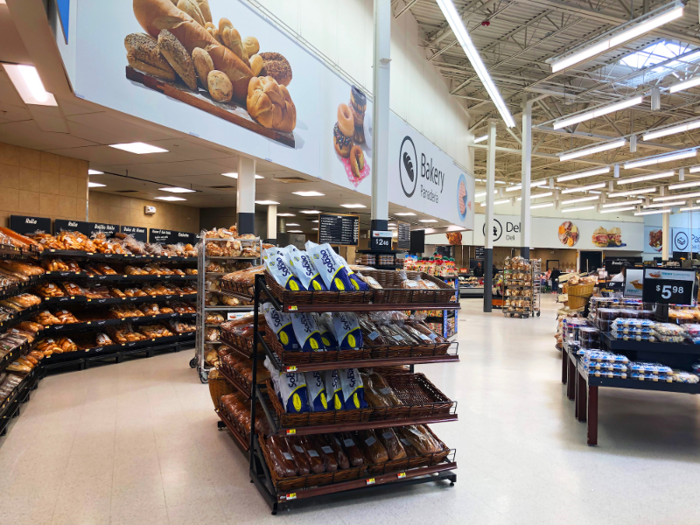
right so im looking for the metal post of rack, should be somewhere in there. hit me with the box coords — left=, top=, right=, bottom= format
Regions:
left=532, top=259, right=542, bottom=317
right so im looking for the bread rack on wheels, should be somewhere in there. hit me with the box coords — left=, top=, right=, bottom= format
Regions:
left=502, top=256, right=541, bottom=319
left=247, top=272, right=460, bottom=514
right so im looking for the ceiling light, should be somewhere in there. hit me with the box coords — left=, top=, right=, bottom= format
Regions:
left=288, top=230, right=304, bottom=233
left=340, top=204, right=366, bottom=208
left=517, top=192, right=554, bottom=201
left=155, top=196, right=186, bottom=202
left=419, top=219, right=438, bottom=223
left=644, top=201, right=687, bottom=208
left=312, top=228, right=319, bottom=231
left=435, top=0, right=516, bottom=127
left=670, top=180, right=700, bottom=190
left=293, top=191, right=325, bottom=197
left=602, top=199, right=643, bottom=208
left=553, top=97, right=643, bottom=130
left=88, top=169, right=104, bottom=175
left=608, top=187, right=657, bottom=198
left=561, top=182, right=606, bottom=194
left=255, top=200, right=280, bottom=205
left=531, top=202, right=554, bottom=209
left=388, top=226, right=397, bottom=229
left=109, top=142, right=168, bottom=154
left=689, top=166, right=700, bottom=173
left=643, top=119, right=700, bottom=141
left=680, top=205, right=700, bottom=211
left=277, top=213, right=295, bottom=217
left=653, top=191, right=700, bottom=202
left=559, top=140, right=626, bottom=162
left=312, top=220, right=319, bottom=223
left=601, top=206, right=637, bottom=213
left=285, top=223, right=300, bottom=226
left=635, top=209, right=671, bottom=216
left=505, top=180, right=548, bottom=192
left=300, top=210, right=322, bottom=214
left=670, top=75, right=700, bottom=93
left=562, top=195, right=599, bottom=205
left=624, top=149, right=697, bottom=169
left=395, top=212, right=416, bottom=216
left=159, top=187, right=196, bottom=193
left=549, top=3, right=683, bottom=72
left=616, top=170, right=674, bottom=184
left=480, top=199, right=510, bottom=206
left=562, top=206, right=596, bottom=213
left=2, top=64, right=57, bottom=106
left=589, top=190, right=602, bottom=194
left=476, top=190, right=499, bottom=198
left=222, top=172, right=264, bottom=179
left=473, top=135, right=488, bottom=144
left=88, top=182, right=106, bottom=188
left=556, top=167, right=611, bottom=182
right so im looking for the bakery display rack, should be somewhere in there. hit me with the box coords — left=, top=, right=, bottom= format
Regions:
left=502, top=257, right=541, bottom=319
left=246, top=274, right=459, bottom=514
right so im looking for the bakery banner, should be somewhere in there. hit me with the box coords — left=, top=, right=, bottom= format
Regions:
left=671, top=227, right=700, bottom=254
left=64, top=0, right=473, bottom=228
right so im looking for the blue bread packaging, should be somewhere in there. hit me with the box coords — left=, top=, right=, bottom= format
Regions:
left=291, top=313, right=325, bottom=352
left=314, top=313, right=338, bottom=349
left=324, top=369, right=345, bottom=410
left=333, top=252, right=369, bottom=291
left=305, top=241, right=353, bottom=291
left=263, top=247, right=305, bottom=291
left=279, top=371, right=310, bottom=413
left=263, top=303, right=300, bottom=352
left=304, top=371, right=329, bottom=411
left=284, top=245, right=327, bottom=291
left=339, top=368, right=368, bottom=410
left=332, top=312, right=363, bottom=350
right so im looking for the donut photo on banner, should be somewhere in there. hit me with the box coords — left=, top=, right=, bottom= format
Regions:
left=457, top=174, right=470, bottom=220
left=334, top=86, right=371, bottom=188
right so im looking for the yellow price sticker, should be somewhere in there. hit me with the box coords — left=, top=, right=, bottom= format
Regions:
left=286, top=493, right=297, bottom=501
left=286, top=429, right=296, bottom=435
left=286, top=366, right=297, bottom=372
left=366, top=478, right=376, bottom=485
left=397, top=472, right=406, bottom=479
left=288, top=306, right=298, bottom=311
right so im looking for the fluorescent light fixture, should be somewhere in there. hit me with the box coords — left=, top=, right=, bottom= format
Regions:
left=88, top=169, right=104, bottom=175
left=277, top=213, right=295, bottom=217
left=475, top=190, right=499, bottom=198
left=680, top=205, right=700, bottom=211
left=616, top=170, right=674, bottom=185
left=2, top=64, right=57, bottom=106
left=435, top=0, right=516, bottom=128
left=635, top=209, right=671, bottom=216
left=561, top=196, right=599, bottom=205
left=601, top=206, right=636, bottom=213
left=689, top=166, right=700, bottom=173
left=480, top=199, right=511, bottom=206
left=394, top=212, right=416, bottom=216
left=556, top=167, right=610, bottom=182
left=505, top=180, right=548, bottom=192
left=300, top=210, right=321, bottom=214
left=255, top=200, right=280, bottom=205
left=669, top=180, right=700, bottom=190
left=643, top=119, right=700, bottom=141
left=159, top=187, right=196, bottom=193
left=531, top=202, right=554, bottom=209
left=670, top=75, right=700, bottom=93
left=602, top=199, right=643, bottom=208
left=312, top=220, right=319, bottom=223
left=389, top=223, right=397, bottom=226
left=550, top=3, right=683, bottom=72
left=644, top=201, right=687, bottom=208
left=559, top=140, right=626, bottom=162
left=293, top=191, right=325, bottom=197
left=419, top=219, right=438, bottom=223
left=155, top=196, right=186, bottom=202
left=624, top=149, right=697, bottom=169
left=473, top=135, right=488, bottom=144
left=589, top=190, right=602, bottom=194
left=285, top=224, right=301, bottom=228
left=88, top=182, right=106, bottom=188
left=653, top=191, right=700, bottom=202
left=553, top=97, right=643, bottom=130
left=562, top=206, right=596, bottom=213
left=288, top=230, right=304, bottom=233
left=109, top=142, right=168, bottom=154
left=517, top=192, right=554, bottom=201
left=561, top=182, right=606, bottom=194
left=340, top=204, right=366, bottom=209
left=312, top=228, right=319, bottom=231
left=608, top=187, right=657, bottom=198
left=221, top=172, right=264, bottom=179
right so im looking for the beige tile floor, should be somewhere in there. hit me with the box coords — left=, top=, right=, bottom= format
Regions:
left=1, top=295, right=700, bottom=524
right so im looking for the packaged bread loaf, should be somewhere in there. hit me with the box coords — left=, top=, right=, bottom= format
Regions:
left=266, top=435, right=298, bottom=478
left=396, top=425, right=442, bottom=456
left=310, top=435, right=338, bottom=472
left=284, top=436, right=311, bottom=476
left=338, top=432, right=366, bottom=467
left=357, top=429, right=389, bottom=464
left=377, top=428, right=407, bottom=460
left=293, top=436, right=325, bottom=474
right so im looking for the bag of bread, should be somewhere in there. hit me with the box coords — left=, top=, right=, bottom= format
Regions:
left=324, top=369, right=345, bottom=410
left=262, top=303, right=299, bottom=352
left=325, top=434, right=350, bottom=469
left=357, top=429, right=389, bottom=464
left=263, top=247, right=304, bottom=291
left=377, top=428, right=407, bottom=460
left=310, top=435, right=338, bottom=472
left=278, top=371, right=309, bottom=414
left=339, top=368, right=368, bottom=410
left=305, top=241, right=353, bottom=291
left=304, top=371, right=329, bottom=412
left=291, top=312, right=324, bottom=352
left=331, top=312, right=363, bottom=350
left=283, top=245, right=327, bottom=291
left=338, top=432, right=366, bottom=467
left=396, top=425, right=442, bottom=456
left=284, top=436, right=311, bottom=476
left=313, top=313, right=338, bottom=349
left=292, top=436, right=325, bottom=474
left=356, top=273, right=382, bottom=290
left=267, top=436, right=298, bottom=478
left=332, top=252, right=369, bottom=291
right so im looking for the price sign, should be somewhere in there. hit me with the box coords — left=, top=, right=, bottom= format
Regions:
left=397, top=222, right=411, bottom=251
left=370, top=231, right=393, bottom=252
left=642, top=268, right=696, bottom=305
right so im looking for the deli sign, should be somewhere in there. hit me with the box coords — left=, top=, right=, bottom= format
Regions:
left=482, top=219, right=520, bottom=243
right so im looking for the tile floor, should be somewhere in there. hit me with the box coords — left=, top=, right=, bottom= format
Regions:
left=1, top=295, right=700, bottom=524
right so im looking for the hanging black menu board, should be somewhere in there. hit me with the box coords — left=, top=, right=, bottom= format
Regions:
left=120, top=226, right=148, bottom=243
left=9, top=215, right=51, bottom=235
left=148, top=229, right=196, bottom=244
left=54, top=219, right=90, bottom=236
left=318, top=213, right=359, bottom=246
left=397, top=222, right=411, bottom=251
left=89, top=222, right=119, bottom=238
left=174, top=231, right=197, bottom=244
left=475, top=247, right=485, bottom=259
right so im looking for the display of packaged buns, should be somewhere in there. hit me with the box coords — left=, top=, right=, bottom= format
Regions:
left=32, top=310, right=62, bottom=326
left=0, top=260, right=45, bottom=277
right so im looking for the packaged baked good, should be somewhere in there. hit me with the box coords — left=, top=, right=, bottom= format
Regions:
left=324, top=369, right=344, bottom=410
left=32, top=310, right=61, bottom=326
left=285, top=436, right=311, bottom=476
left=305, top=241, right=354, bottom=291
left=263, top=247, right=305, bottom=291
left=339, top=368, right=367, bottom=410
left=310, top=435, right=338, bottom=472
left=331, top=312, right=362, bottom=350
left=282, top=245, right=327, bottom=291
left=324, top=434, right=350, bottom=469
left=291, top=312, right=324, bottom=351
left=396, top=425, right=442, bottom=456
left=263, top=303, right=299, bottom=351
left=62, top=282, right=84, bottom=296
left=356, top=272, right=382, bottom=289
left=294, top=436, right=325, bottom=474
left=339, top=432, right=366, bottom=467
left=357, top=429, right=389, bottom=464
left=266, top=436, right=298, bottom=478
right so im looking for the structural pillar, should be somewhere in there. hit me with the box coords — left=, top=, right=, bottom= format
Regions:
left=520, top=98, right=532, bottom=259
left=662, top=212, right=670, bottom=262
left=236, top=156, right=256, bottom=234
left=370, top=0, right=391, bottom=233
left=484, top=119, right=498, bottom=313
left=266, top=205, right=277, bottom=244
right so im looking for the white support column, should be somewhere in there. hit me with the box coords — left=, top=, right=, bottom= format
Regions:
left=484, top=119, right=498, bottom=312
left=662, top=211, right=670, bottom=262
left=267, top=205, right=277, bottom=243
left=521, top=98, right=532, bottom=258
left=370, top=0, right=391, bottom=232
left=236, top=156, right=256, bottom=234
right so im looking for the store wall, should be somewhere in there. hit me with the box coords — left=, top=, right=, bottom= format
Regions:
left=88, top=192, right=200, bottom=233
left=199, top=207, right=267, bottom=237
left=530, top=249, right=577, bottom=272
left=0, top=142, right=88, bottom=226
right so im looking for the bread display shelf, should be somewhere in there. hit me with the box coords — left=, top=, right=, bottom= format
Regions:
left=126, top=67, right=295, bottom=148
left=0, top=304, right=42, bottom=329
left=0, top=276, right=43, bottom=303
left=216, top=408, right=250, bottom=453
left=41, top=249, right=196, bottom=263
left=0, top=367, right=40, bottom=437
left=40, top=312, right=196, bottom=334
left=0, top=341, right=29, bottom=376
left=42, top=335, right=187, bottom=363
left=43, top=272, right=197, bottom=282
left=40, top=293, right=197, bottom=307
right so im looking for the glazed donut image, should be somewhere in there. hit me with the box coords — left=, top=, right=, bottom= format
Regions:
left=337, top=104, right=354, bottom=137
left=349, top=145, right=365, bottom=178
left=333, top=123, right=352, bottom=158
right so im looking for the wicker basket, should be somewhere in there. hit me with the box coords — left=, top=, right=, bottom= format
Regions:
left=219, top=279, right=255, bottom=300
left=567, top=283, right=594, bottom=310
left=369, top=373, right=455, bottom=421
left=264, top=272, right=373, bottom=306
left=264, top=323, right=370, bottom=365
left=208, top=369, right=237, bottom=409
left=362, top=270, right=456, bottom=305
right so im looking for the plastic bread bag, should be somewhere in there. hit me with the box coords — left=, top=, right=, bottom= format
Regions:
left=291, top=312, right=325, bottom=352
left=295, top=435, right=325, bottom=474
left=263, top=247, right=305, bottom=291
left=366, top=372, right=402, bottom=405
left=332, top=312, right=363, bottom=350
left=339, top=368, right=368, bottom=410
left=356, top=273, right=382, bottom=290
left=396, top=425, right=442, bottom=456
left=332, top=251, right=369, bottom=291
left=304, top=371, right=329, bottom=412
left=323, top=434, right=350, bottom=469
left=284, top=245, right=327, bottom=291
left=284, top=436, right=312, bottom=476
left=310, top=435, right=338, bottom=472
left=324, top=369, right=345, bottom=410
left=278, top=371, right=310, bottom=414
left=267, top=436, right=299, bottom=478
left=305, top=241, right=353, bottom=291
left=263, top=303, right=300, bottom=352
left=360, top=373, right=393, bottom=408
left=313, top=313, right=338, bottom=349
left=338, top=432, right=366, bottom=467
left=357, top=429, right=389, bottom=464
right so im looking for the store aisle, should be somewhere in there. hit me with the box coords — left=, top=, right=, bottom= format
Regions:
left=1, top=297, right=699, bottom=525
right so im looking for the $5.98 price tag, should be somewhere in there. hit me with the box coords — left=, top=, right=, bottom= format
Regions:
left=642, top=268, right=696, bottom=305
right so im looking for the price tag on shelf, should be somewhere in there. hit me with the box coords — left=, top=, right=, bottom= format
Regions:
left=366, top=478, right=376, bottom=485
left=397, top=472, right=406, bottom=479
left=642, top=268, right=696, bottom=305
left=286, top=366, right=297, bottom=372
left=288, top=306, right=298, bottom=311
left=285, top=429, right=296, bottom=435
left=285, top=493, right=297, bottom=501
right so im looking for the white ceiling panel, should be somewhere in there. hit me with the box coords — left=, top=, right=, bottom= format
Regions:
left=0, top=120, right=97, bottom=150
left=65, top=112, right=177, bottom=143
left=48, top=144, right=192, bottom=164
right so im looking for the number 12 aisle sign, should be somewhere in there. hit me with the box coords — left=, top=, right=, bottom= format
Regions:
left=642, top=268, right=696, bottom=305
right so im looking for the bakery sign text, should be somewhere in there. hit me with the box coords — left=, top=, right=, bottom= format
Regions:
left=398, top=136, right=446, bottom=204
